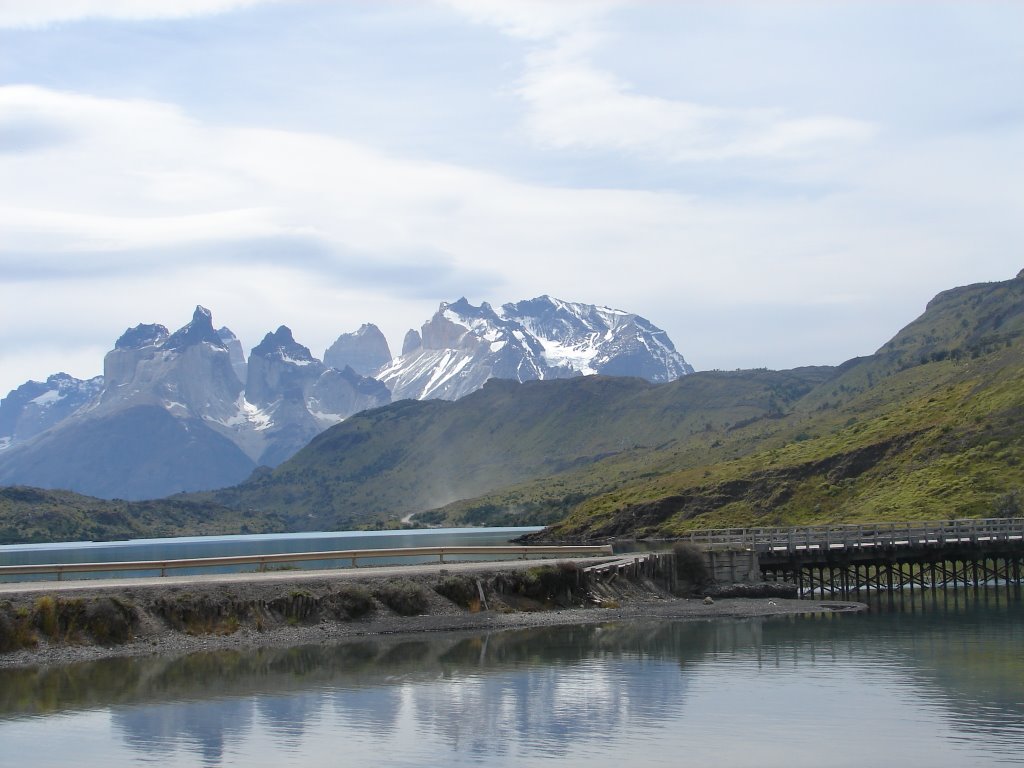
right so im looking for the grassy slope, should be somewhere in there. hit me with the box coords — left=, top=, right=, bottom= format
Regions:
left=537, top=273, right=1024, bottom=539
left=197, top=367, right=832, bottom=530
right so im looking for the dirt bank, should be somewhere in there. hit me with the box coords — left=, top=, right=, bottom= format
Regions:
left=0, top=558, right=864, bottom=669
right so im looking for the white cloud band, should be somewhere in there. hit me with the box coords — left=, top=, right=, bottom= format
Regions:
left=0, top=0, right=279, bottom=28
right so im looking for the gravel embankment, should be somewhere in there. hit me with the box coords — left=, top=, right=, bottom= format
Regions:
left=0, top=558, right=865, bottom=669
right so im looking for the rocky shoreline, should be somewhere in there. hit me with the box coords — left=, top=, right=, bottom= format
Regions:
left=0, top=560, right=865, bottom=669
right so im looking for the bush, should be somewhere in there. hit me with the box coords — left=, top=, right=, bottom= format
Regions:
left=495, top=563, right=584, bottom=606
left=84, top=598, right=136, bottom=645
left=995, top=490, right=1022, bottom=517
left=268, top=592, right=320, bottom=625
left=0, top=603, right=36, bottom=652
left=673, top=542, right=710, bottom=585
left=33, top=596, right=59, bottom=638
left=434, top=575, right=479, bottom=608
left=325, top=585, right=375, bottom=620
left=373, top=580, right=430, bottom=616
left=153, top=595, right=246, bottom=635
left=30, top=597, right=88, bottom=642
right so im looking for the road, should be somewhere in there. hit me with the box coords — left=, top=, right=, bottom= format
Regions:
left=0, top=555, right=620, bottom=596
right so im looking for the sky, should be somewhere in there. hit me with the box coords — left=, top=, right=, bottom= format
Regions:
left=1, top=0, right=1022, bottom=396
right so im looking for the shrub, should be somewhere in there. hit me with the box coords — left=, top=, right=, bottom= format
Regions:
left=325, top=585, right=375, bottom=620
left=268, top=591, right=320, bottom=625
left=373, top=580, right=429, bottom=616
left=434, top=575, right=479, bottom=608
left=673, top=542, right=710, bottom=585
left=495, top=563, right=584, bottom=606
left=995, top=490, right=1022, bottom=518
left=53, top=598, right=87, bottom=642
left=33, top=596, right=59, bottom=638
left=0, top=603, right=36, bottom=652
left=152, top=595, right=245, bottom=635
left=84, top=598, right=136, bottom=645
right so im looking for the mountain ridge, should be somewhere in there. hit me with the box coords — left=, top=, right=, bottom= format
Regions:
left=2, top=270, right=1023, bottom=543
left=377, top=295, right=693, bottom=401
left=0, top=307, right=391, bottom=498
left=0, top=296, right=692, bottom=499
left=197, top=269, right=1024, bottom=535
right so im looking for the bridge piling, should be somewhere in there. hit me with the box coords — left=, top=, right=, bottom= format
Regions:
left=677, top=517, right=1024, bottom=598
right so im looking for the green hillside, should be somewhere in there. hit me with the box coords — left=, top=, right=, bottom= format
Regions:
left=197, top=367, right=831, bottom=529
left=880, top=269, right=1024, bottom=362
left=5, top=270, right=1023, bottom=544
left=0, top=487, right=284, bottom=544
left=534, top=273, right=1024, bottom=539
left=189, top=269, right=1024, bottom=537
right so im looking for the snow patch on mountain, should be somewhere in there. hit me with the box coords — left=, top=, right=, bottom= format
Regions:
left=0, top=372, right=104, bottom=446
left=241, top=398, right=274, bottom=431
left=533, top=336, right=600, bottom=375
left=377, top=295, right=692, bottom=401
left=29, top=389, right=64, bottom=407
left=0, top=295, right=688, bottom=497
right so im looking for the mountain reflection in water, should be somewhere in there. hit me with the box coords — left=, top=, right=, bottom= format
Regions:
left=1, top=588, right=1022, bottom=768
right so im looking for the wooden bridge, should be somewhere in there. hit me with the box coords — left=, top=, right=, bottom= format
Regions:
left=675, top=517, right=1024, bottom=596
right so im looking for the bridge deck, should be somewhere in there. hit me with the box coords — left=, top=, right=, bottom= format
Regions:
left=674, top=518, right=1024, bottom=596
left=677, top=517, right=1024, bottom=557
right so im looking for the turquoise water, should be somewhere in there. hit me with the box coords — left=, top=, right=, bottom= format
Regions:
left=1, top=587, right=1021, bottom=767
left=0, top=526, right=544, bottom=581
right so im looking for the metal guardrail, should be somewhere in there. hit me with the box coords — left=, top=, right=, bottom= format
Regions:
left=676, top=518, right=1024, bottom=553
left=0, top=545, right=614, bottom=581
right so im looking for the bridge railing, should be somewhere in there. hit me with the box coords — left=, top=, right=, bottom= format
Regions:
left=675, top=518, right=1024, bottom=553
left=0, top=545, right=614, bottom=582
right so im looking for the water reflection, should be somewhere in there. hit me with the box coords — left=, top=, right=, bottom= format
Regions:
left=1, top=589, right=1022, bottom=767
left=405, top=624, right=701, bottom=761
left=116, top=699, right=253, bottom=767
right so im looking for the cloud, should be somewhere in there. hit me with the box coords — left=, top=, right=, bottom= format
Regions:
left=0, top=115, right=75, bottom=153
left=437, top=0, right=619, bottom=42
left=442, top=0, right=876, bottom=162
left=0, top=85, right=720, bottom=272
left=0, top=84, right=1016, bottom=306
left=0, top=0, right=280, bottom=27
left=0, top=75, right=1021, bottom=396
left=518, top=50, right=877, bottom=161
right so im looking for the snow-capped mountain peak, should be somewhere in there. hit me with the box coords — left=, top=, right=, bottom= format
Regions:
left=0, top=295, right=688, bottom=498
left=0, top=372, right=103, bottom=445
left=501, top=296, right=693, bottom=382
left=377, top=295, right=691, bottom=401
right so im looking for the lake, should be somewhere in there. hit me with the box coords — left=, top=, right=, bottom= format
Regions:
left=1, top=586, right=1021, bottom=767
